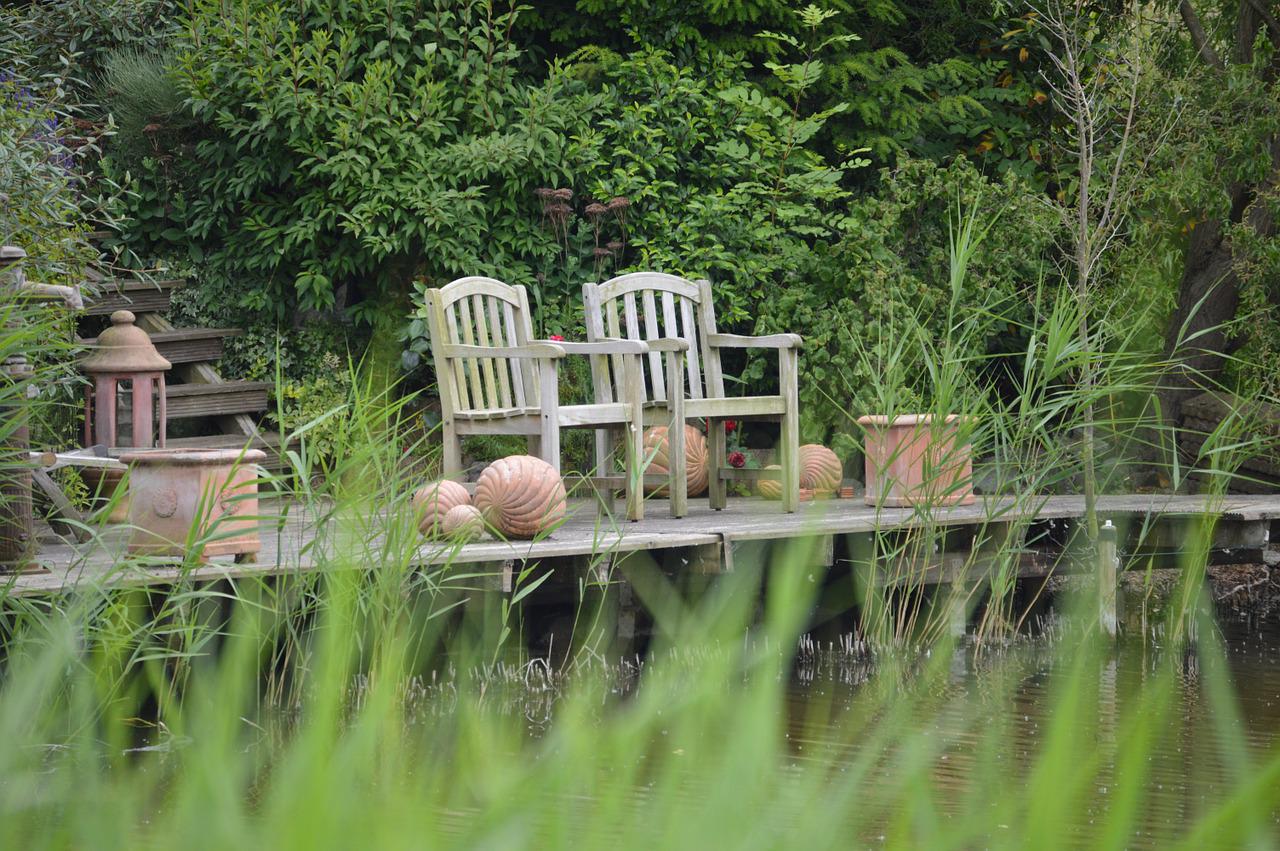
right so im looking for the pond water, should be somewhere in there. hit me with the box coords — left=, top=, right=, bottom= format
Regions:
left=781, top=612, right=1280, bottom=845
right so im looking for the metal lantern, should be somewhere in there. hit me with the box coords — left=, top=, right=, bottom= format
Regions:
left=81, top=309, right=172, bottom=449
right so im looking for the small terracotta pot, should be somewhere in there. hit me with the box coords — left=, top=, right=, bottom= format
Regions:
left=118, top=448, right=266, bottom=559
left=857, top=415, right=974, bottom=507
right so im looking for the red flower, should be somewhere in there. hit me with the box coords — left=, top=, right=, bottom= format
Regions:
left=548, top=334, right=564, bottom=342
left=724, top=420, right=738, bottom=433
left=728, top=451, right=746, bottom=469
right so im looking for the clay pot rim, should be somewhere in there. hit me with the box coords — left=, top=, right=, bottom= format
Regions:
left=118, top=448, right=268, bottom=465
left=856, top=414, right=972, bottom=427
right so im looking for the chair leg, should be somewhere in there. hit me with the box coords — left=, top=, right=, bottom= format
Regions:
left=622, top=356, right=645, bottom=522
left=594, top=429, right=613, bottom=479
left=780, top=348, right=800, bottom=513
left=707, top=418, right=728, bottom=510
left=443, top=420, right=463, bottom=480
left=666, top=348, right=687, bottom=518
left=539, top=361, right=561, bottom=474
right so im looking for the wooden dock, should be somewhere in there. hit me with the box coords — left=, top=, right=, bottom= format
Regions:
left=8, top=493, right=1280, bottom=599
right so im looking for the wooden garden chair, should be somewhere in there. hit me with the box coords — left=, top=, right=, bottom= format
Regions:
left=423, top=276, right=689, bottom=522
left=582, top=272, right=802, bottom=512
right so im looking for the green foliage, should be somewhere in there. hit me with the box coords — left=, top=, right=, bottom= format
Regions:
left=0, top=69, right=99, bottom=451
left=562, top=44, right=855, bottom=325
left=520, top=0, right=1055, bottom=179
left=0, top=0, right=182, bottom=106
left=167, top=0, right=585, bottom=319
left=751, top=156, right=1061, bottom=454
left=270, top=352, right=354, bottom=468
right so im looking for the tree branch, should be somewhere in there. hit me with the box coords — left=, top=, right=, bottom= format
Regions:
left=1244, top=0, right=1280, bottom=50
left=1180, top=0, right=1226, bottom=70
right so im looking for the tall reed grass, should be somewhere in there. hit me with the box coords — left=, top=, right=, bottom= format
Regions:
left=2, top=202, right=1279, bottom=846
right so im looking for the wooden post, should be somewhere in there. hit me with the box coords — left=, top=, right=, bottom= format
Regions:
left=0, top=354, right=35, bottom=569
left=779, top=346, right=800, bottom=513
left=1098, top=520, right=1119, bottom=639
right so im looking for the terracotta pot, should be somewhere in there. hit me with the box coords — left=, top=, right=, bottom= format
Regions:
left=81, top=466, right=130, bottom=524
left=118, top=448, right=266, bottom=559
left=857, top=415, right=974, bottom=507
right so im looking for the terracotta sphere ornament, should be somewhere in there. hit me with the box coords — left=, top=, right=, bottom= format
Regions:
left=757, top=464, right=783, bottom=500
left=799, top=444, right=842, bottom=494
left=442, top=504, right=486, bottom=542
left=413, top=479, right=471, bottom=536
left=642, top=424, right=709, bottom=497
left=474, top=455, right=567, bottom=539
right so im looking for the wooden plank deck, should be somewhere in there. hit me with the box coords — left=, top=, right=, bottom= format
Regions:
left=8, top=493, right=1280, bottom=599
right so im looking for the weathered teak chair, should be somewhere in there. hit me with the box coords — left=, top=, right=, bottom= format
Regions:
left=583, top=272, right=802, bottom=512
left=423, top=276, right=688, bottom=522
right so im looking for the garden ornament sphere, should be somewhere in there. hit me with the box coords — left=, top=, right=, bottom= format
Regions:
left=642, top=425, right=709, bottom=497
left=413, top=479, right=471, bottom=536
left=474, top=455, right=567, bottom=539
left=442, top=504, right=486, bottom=542
left=799, top=444, right=842, bottom=494
left=757, top=464, right=783, bottom=500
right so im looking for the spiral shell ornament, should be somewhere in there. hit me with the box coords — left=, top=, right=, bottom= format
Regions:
left=642, top=425, right=709, bottom=497
left=799, top=444, right=842, bottom=494
left=442, top=504, right=486, bottom=542
left=757, top=464, right=783, bottom=500
left=474, top=455, right=567, bottom=539
left=413, top=479, right=471, bottom=536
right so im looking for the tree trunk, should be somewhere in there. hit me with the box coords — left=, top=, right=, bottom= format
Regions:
left=1160, top=134, right=1280, bottom=424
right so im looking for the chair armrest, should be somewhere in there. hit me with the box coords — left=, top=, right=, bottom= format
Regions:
left=531, top=338, right=650, bottom=355
left=707, top=333, right=802, bottom=350
left=645, top=337, right=690, bottom=352
left=441, top=343, right=565, bottom=359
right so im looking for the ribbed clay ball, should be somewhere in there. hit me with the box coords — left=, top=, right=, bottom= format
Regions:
left=799, top=444, right=842, bottom=494
left=757, top=464, right=783, bottom=500
left=642, top=425, right=709, bottom=497
left=474, top=455, right=567, bottom=539
left=442, top=504, right=486, bottom=542
left=413, top=479, right=471, bottom=536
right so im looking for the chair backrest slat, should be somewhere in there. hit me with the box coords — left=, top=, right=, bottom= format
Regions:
left=502, top=301, right=530, bottom=407
left=641, top=288, right=665, bottom=401
left=604, top=295, right=625, bottom=402
left=678, top=296, right=702, bottom=400
left=695, top=279, right=726, bottom=398
left=582, top=282, right=615, bottom=405
left=443, top=301, right=472, bottom=410
left=622, top=291, right=647, bottom=395
left=486, top=297, right=514, bottom=408
left=455, top=296, right=485, bottom=409
left=425, top=277, right=540, bottom=417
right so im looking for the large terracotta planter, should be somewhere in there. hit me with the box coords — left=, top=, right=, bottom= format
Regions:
left=118, top=448, right=266, bottom=560
left=857, top=415, right=974, bottom=507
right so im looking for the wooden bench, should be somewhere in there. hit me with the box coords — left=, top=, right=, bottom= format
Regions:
left=82, top=278, right=183, bottom=316
left=80, top=326, right=242, bottom=365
